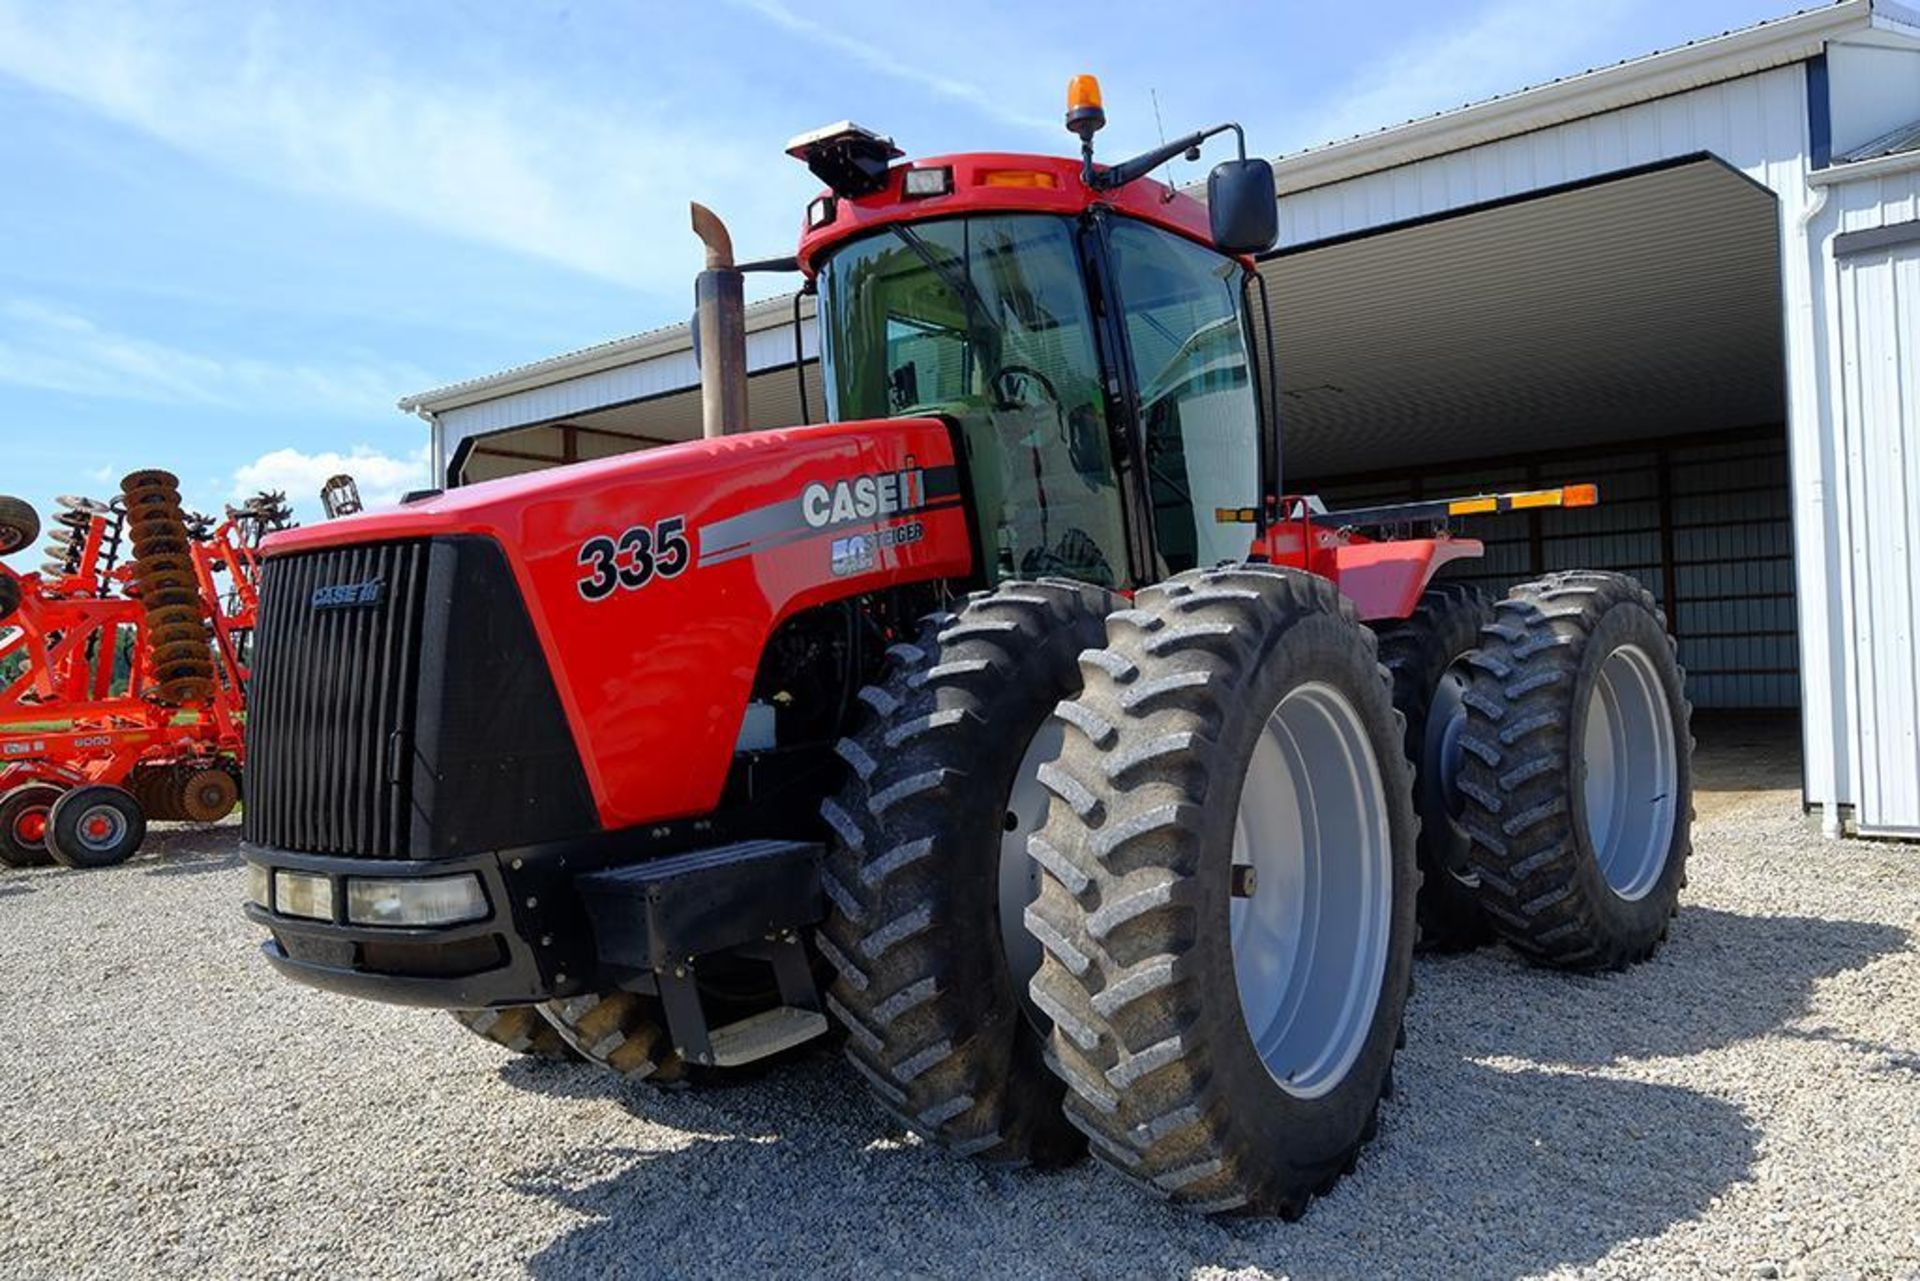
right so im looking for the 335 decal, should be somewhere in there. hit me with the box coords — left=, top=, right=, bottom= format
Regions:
left=576, top=515, right=690, bottom=601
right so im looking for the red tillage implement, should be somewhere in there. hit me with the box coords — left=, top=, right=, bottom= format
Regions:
left=0, top=473, right=288, bottom=869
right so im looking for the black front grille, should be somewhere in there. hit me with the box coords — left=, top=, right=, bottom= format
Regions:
left=245, top=541, right=430, bottom=857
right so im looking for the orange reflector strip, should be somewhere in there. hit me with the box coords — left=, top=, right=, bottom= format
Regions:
left=1448, top=497, right=1498, bottom=515
left=1507, top=490, right=1562, bottom=510
left=1564, top=483, right=1599, bottom=507
left=981, top=169, right=1059, bottom=189
left=1214, top=506, right=1259, bottom=524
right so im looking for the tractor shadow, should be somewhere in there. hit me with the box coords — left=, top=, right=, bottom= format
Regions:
left=141, top=823, right=245, bottom=876
left=497, top=1046, right=1755, bottom=1279
left=491, top=902, right=1908, bottom=1278
left=1419, top=906, right=1910, bottom=1067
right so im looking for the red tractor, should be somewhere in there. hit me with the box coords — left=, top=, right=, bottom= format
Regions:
left=241, top=82, right=1691, bottom=1216
left=0, top=475, right=286, bottom=868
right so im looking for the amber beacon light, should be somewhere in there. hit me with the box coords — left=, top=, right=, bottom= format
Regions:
left=1066, top=74, right=1106, bottom=141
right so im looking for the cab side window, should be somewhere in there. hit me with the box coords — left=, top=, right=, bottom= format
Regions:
left=1107, top=223, right=1262, bottom=574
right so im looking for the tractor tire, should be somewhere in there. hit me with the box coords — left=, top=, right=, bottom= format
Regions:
left=0, top=576, right=19, bottom=624
left=1456, top=571, right=1693, bottom=971
left=541, top=991, right=687, bottom=1083
left=819, top=578, right=1114, bottom=1167
left=1372, top=582, right=1497, bottom=952
left=0, top=783, right=63, bottom=868
left=178, top=767, right=239, bottom=823
left=0, top=496, right=39, bottom=558
left=46, top=784, right=146, bottom=869
left=1028, top=565, right=1418, bottom=1217
left=452, top=1007, right=581, bottom=1060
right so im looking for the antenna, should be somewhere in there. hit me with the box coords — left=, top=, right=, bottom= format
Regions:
left=1150, top=88, right=1180, bottom=199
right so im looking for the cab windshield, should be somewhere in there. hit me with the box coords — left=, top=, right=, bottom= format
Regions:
left=818, top=214, right=1130, bottom=586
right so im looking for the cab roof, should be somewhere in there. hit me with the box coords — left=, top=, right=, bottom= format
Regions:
left=794, top=151, right=1217, bottom=276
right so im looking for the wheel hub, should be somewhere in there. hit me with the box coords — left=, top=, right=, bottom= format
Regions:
left=77, top=807, right=125, bottom=851
left=1582, top=643, right=1678, bottom=900
left=1229, top=682, right=1392, bottom=1099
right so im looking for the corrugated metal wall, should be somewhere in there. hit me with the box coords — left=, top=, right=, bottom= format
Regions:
left=1308, top=428, right=1796, bottom=710
left=1834, top=232, right=1920, bottom=834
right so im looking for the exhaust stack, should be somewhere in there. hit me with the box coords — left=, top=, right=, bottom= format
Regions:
left=691, top=203, right=748, bottom=438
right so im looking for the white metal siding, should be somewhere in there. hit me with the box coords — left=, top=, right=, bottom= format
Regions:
left=1835, top=232, right=1920, bottom=834
left=1276, top=67, right=1813, bottom=249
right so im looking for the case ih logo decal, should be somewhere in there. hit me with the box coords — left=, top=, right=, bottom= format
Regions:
left=576, top=516, right=691, bottom=601
left=311, top=579, right=385, bottom=609
left=801, top=467, right=925, bottom=529
left=695, top=463, right=962, bottom=570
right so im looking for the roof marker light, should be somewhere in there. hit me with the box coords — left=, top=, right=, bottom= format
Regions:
left=981, top=169, right=1058, bottom=189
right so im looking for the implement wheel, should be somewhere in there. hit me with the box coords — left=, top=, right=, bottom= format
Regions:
left=1457, top=571, right=1693, bottom=970
left=1028, top=565, right=1417, bottom=1216
left=820, top=579, right=1113, bottom=1166
left=1372, top=582, right=1496, bottom=952
left=452, top=1007, right=581, bottom=1060
left=0, top=496, right=39, bottom=557
left=0, top=783, right=63, bottom=868
left=46, top=785, right=146, bottom=869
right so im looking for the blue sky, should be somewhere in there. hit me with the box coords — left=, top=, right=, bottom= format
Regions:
left=1, top=0, right=1801, bottom=526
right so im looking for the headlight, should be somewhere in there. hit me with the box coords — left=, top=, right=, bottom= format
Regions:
left=274, top=870, right=335, bottom=922
left=346, top=874, right=488, bottom=927
left=246, top=862, right=271, bottom=909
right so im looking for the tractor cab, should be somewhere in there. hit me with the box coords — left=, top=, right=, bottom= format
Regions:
left=787, top=101, right=1280, bottom=590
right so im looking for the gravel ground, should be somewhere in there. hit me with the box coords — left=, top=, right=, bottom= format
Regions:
left=2, top=739, right=1917, bottom=1279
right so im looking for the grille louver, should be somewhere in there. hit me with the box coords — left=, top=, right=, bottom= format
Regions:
left=244, top=541, right=430, bottom=858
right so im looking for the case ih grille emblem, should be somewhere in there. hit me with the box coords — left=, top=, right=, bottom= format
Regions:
left=310, top=579, right=385, bottom=610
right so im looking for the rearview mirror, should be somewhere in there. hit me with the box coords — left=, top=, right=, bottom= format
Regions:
left=1208, top=158, right=1277, bottom=255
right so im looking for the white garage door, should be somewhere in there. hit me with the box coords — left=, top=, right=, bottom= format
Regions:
left=1836, top=227, right=1920, bottom=836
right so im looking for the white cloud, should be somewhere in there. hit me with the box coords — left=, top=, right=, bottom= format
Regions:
left=0, top=298, right=427, bottom=418
left=0, top=2, right=802, bottom=292
left=233, top=445, right=431, bottom=521
left=723, top=0, right=1056, bottom=136
left=1292, top=0, right=1646, bottom=150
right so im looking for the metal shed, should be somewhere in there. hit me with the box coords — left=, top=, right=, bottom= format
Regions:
left=399, top=0, right=1920, bottom=837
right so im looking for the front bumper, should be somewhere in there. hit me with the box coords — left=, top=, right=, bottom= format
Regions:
left=243, top=839, right=595, bottom=1009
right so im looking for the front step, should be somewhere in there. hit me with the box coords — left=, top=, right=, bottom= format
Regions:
left=708, top=1005, right=830, bottom=1067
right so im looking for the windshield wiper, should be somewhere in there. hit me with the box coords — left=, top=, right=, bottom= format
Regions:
left=889, top=223, right=993, bottom=343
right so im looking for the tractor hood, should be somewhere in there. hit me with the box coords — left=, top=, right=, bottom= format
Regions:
left=256, top=418, right=972, bottom=831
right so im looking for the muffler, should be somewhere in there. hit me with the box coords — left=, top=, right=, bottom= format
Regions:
left=691, top=202, right=749, bottom=438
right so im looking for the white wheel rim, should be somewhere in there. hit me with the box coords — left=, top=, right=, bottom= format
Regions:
left=1230, top=682, right=1393, bottom=1099
left=74, top=804, right=128, bottom=852
left=1582, top=643, right=1678, bottom=901
left=1000, top=719, right=1061, bottom=1031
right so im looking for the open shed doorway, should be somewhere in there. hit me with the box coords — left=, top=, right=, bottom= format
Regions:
left=1261, top=157, right=1799, bottom=793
